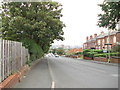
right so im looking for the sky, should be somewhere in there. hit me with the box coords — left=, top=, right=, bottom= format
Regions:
left=52, top=0, right=108, bottom=47
left=0, top=0, right=109, bottom=47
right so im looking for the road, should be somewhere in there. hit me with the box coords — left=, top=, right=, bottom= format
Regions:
left=14, top=57, right=119, bottom=88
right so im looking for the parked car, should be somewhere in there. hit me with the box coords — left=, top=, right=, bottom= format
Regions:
left=55, top=54, right=59, bottom=57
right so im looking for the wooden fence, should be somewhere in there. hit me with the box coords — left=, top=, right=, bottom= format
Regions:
left=0, top=39, right=29, bottom=83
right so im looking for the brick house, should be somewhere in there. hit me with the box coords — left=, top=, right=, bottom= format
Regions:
left=83, top=31, right=120, bottom=50
left=68, top=48, right=83, bottom=54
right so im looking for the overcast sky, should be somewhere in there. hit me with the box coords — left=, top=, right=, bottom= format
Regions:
left=52, top=0, right=108, bottom=46
left=0, top=0, right=109, bottom=47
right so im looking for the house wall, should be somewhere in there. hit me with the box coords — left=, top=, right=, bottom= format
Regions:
left=83, top=31, right=119, bottom=50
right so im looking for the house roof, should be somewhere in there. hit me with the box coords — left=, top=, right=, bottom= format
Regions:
left=68, top=48, right=83, bottom=53
left=86, top=31, right=119, bottom=43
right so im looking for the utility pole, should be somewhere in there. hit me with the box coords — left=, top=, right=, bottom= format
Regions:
left=108, top=29, right=111, bottom=63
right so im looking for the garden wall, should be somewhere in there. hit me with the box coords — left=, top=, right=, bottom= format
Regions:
left=110, top=56, right=120, bottom=63
left=94, top=57, right=108, bottom=62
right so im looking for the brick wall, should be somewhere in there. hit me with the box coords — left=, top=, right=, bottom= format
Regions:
left=83, top=56, right=93, bottom=60
left=94, top=57, right=108, bottom=62
left=116, top=32, right=120, bottom=43
left=0, top=65, right=30, bottom=89
left=110, top=57, right=120, bottom=63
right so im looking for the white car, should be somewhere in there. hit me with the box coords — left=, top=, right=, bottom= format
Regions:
left=55, top=55, right=59, bottom=57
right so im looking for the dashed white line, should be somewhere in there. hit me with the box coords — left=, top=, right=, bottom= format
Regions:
left=111, top=74, right=119, bottom=77
left=51, top=81, right=55, bottom=88
left=47, top=58, right=56, bottom=89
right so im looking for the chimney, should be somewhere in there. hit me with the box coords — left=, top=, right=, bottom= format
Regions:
left=90, top=35, right=93, bottom=39
left=86, top=36, right=89, bottom=41
left=101, top=31, right=104, bottom=35
left=94, top=34, right=97, bottom=38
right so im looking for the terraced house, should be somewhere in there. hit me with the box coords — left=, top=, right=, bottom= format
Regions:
left=83, top=30, right=120, bottom=50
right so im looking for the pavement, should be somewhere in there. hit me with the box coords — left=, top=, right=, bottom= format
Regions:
left=77, top=58, right=119, bottom=67
left=14, top=59, right=52, bottom=88
left=14, top=56, right=119, bottom=88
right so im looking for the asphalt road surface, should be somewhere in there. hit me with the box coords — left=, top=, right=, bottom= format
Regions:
left=14, top=56, right=119, bottom=88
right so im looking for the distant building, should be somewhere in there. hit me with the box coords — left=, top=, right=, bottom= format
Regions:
left=51, top=45, right=71, bottom=49
left=68, top=48, right=83, bottom=54
left=83, top=31, right=120, bottom=50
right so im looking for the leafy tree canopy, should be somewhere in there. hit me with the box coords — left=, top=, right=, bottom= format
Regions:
left=97, top=1, right=120, bottom=30
left=0, top=2, right=65, bottom=55
left=56, top=48, right=65, bottom=55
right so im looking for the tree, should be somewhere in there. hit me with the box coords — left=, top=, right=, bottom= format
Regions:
left=1, top=2, right=65, bottom=60
left=56, top=48, right=65, bottom=55
left=97, top=1, right=120, bottom=30
left=51, top=48, right=57, bottom=54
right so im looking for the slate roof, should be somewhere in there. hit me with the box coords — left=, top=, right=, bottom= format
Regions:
left=86, top=31, right=119, bottom=43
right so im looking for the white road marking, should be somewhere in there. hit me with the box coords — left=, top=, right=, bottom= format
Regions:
left=51, top=81, right=55, bottom=88
left=111, top=74, right=119, bottom=77
left=47, top=59, right=56, bottom=89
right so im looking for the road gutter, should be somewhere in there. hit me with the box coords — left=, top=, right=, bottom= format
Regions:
left=47, top=58, right=56, bottom=89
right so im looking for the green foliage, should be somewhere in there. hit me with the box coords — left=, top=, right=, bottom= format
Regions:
left=94, top=50, right=103, bottom=53
left=50, top=48, right=65, bottom=55
left=106, top=52, right=120, bottom=57
left=83, top=48, right=119, bottom=58
left=74, top=52, right=82, bottom=55
left=97, top=1, right=120, bottom=30
left=22, top=39, right=44, bottom=61
left=1, top=2, right=65, bottom=60
left=83, top=49, right=91, bottom=52
left=111, top=45, right=120, bottom=52
left=94, top=53, right=107, bottom=57
left=51, top=48, right=57, bottom=54
left=56, top=48, right=65, bottom=55
left=83, top=49, right=104, bottom=58
left=94, top=52, right=119, bottom=58
left=85, top=52, right=98, bottom=58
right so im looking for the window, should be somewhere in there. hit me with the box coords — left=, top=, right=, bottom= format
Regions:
left=113, top=36, right=116, bottom=43
left=98, top=40, right=100, bottom=45
left=107, top=37, right=109, bottom=43
left=102, top=39, right=104, bottom=45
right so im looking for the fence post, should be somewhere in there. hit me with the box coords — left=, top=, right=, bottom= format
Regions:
left=0, top=39, right=29, bottom=82
left=0, top=39, right=2, bottom=82
left=20, top=43, right=23, bottom=67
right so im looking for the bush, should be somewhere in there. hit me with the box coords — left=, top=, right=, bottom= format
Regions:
left=83, top=49, right=91, bottom=53
left=83, top=49, right=98, bottom=58
left=106, top=52, right=119, bottom=57
left=83, top=49, right=120, bottom=58
left=22, top=39, right=44, bottom=61
left=94, top=53, right=107, bottom=57
left=75, top=52, right=82, bottom=55
left=83, top=49, right=91, bottom=56
left=94, top=53, right=119, bottom=58
left=94, top=50, right=103, bottom=53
